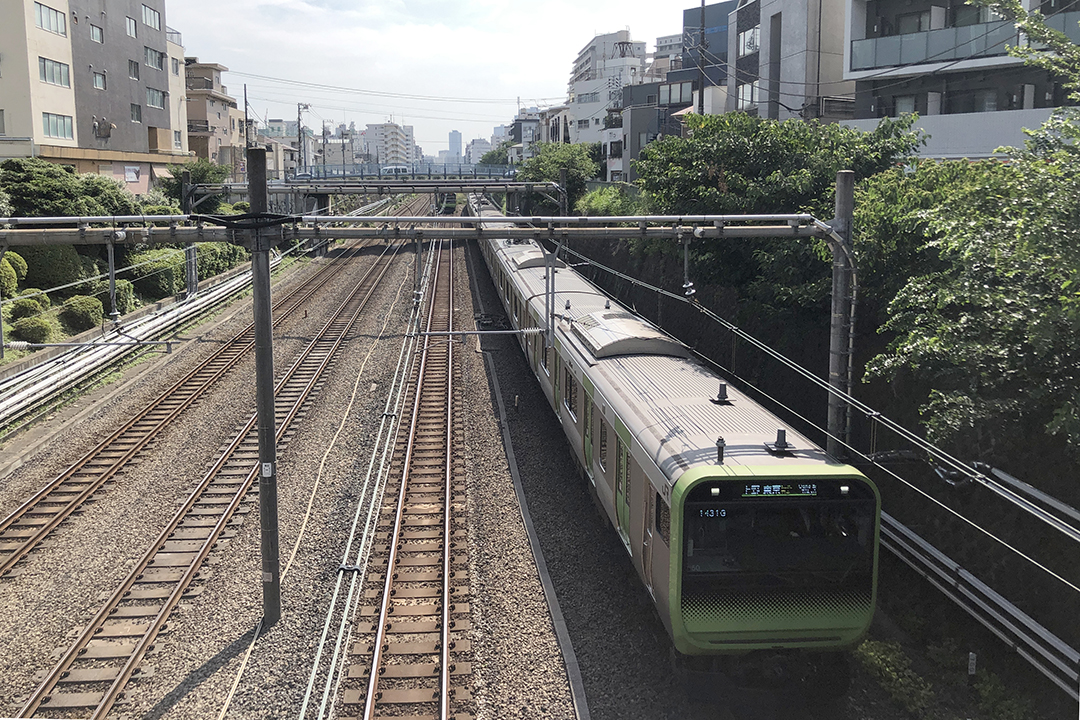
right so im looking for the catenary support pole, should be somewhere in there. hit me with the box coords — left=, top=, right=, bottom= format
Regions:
left=698, top=0, right=706, bottom=116
left=0, top=243, right=7, bottom=360
left=827, top=170, right=855, bottom=458
left=248, top=147, right=281, bottom=626
left=181, top=170, right=198, bottom=300
left=107, top=240, right=119, bottom=323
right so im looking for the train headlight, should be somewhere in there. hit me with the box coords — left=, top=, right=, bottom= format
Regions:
left=840, top=484, right=850, bottom=495
left=710, top=487, right=720, bottom=497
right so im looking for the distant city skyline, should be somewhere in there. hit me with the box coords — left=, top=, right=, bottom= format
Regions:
left=164, top=1, right=681, bottom=151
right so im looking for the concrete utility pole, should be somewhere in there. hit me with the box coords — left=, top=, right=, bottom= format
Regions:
left=698, top=0, right=707, bottom=115
left=248, top=147, right=281, bottom=626
left=827, top=170, right=855, bottom=458
left=297, top=103, right=310, bottom=172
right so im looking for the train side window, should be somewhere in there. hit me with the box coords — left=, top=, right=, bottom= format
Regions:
left=541, top=343, right=550, bottom=374
left=563, top=366, right=578, bottom=419
left=599, top=418, right=608, bottom=469
left=656, top=494, right=670, bottom=545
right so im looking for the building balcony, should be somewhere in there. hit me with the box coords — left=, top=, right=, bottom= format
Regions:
left=188, top=120, right=210, bottom=135
left=166, top=27, right=183, bottom=45
left=851, top=20, right=1020, bottom=71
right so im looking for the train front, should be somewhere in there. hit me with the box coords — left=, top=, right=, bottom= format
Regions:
left=668, top=466, right=880, bottom=656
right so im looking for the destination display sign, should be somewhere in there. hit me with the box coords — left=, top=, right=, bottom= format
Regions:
left=741, top=482, right=818, bottom=498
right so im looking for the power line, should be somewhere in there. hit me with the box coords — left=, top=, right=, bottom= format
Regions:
left=228, top=71, right=564, bottom=105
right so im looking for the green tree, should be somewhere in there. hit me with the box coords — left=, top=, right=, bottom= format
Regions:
left=634, top=113, right=923, bottom=217
left=79, top=174, right=140, bottom=216
left=480, top=141, right=512, bottom=166
left=0, top=158, right=86, bottom=217
left=977, top=0, right=1080, bottom=100
left=157, top=158, right=230, bottom=213
left=865, top=117, right=1080, bottom=459
left=516, top=142, right=601, bottom=212
left=575, top=185, right=648, bottom=216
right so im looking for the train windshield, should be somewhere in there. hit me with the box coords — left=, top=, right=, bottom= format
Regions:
left=683, top=480, right=876, bottom=589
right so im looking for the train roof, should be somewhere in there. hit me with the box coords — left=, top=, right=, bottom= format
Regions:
left=485, top=233, right=840, bottom=485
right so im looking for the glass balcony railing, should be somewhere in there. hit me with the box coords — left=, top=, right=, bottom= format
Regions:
left=851, top=20, right=1022, bottom=70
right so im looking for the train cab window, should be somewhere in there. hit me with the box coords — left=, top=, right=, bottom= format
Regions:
left=563, top=367, right=578, bottom=419
left=599, top=418, right=608, bottom=469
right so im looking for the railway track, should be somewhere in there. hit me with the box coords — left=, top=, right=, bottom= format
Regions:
left=339, top=239, right=472, bottom=720
left=0, top=196, right=429, bottom=579
left=15, top=229, right=410, bottom=718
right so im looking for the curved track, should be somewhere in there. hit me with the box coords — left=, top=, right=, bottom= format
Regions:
left=340, top=240, right=473, bottom=720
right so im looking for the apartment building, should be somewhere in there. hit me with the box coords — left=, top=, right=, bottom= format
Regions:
left=842, top=0, right=1078, bottom=157
left=0, top=0, right=190, bottom=193
left=184, top=57, right=238, bottom=164
left=569, top=30, right=649, bottom=144
left=464, top=137, right=491, bottom=164
left=363, top=122, right=418, bottom=165
left=723, top=0, right=855, bottom=120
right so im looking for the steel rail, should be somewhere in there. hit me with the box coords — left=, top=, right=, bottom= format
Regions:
left=440, top=244, right=454, bottom=720
left=0, top=243, right=370, bottom=577
left=18, top=239, right=405, bottom=718
left=361, top=241, right=445, bottom=718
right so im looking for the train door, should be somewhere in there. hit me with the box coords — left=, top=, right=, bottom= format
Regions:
left=615, top=436, right=631, bottom=552
left=642, top=491, right=655, bottom=595
left=582, top=391, right=594, bottom=485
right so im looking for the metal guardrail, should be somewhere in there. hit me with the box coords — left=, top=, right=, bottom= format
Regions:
left=881, top=512, right=1080, bottom=700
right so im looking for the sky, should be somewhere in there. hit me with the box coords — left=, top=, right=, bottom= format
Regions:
left=164, top=1, right=684, bottom=154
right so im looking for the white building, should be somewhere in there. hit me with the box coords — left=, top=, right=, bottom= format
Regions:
left=569, top=30, right=649, bottom=144
left=465, top=137, right=491, bottom=164
left=364, top=121, right=420, bottom=165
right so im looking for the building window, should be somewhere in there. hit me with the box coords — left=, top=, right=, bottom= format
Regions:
left=171, top=57, right=180, bottom=76
left=145, top=47, right=165, bottom=70
left=737, top=81, right=760, bottom=110
left=34, top=3, right=66, bottom=36
left=42, top=112, right=73, bottom=139
left=897, top=10, right=930, bottom=34
left=131, top=104, right=142, bottom=123
left=974, top=88, right=998, bottom=112
left=90, top=24, right=103, bottom=43
left=738, top=25, right=760, bottom=57
left=142, top=5, right=160, bottom=30
left=0, top=110, right=6, bottom=135
left=174, top=130, right=182, bottom=148
left=146, top=87, right=165, bottom=108
left=38, top=57, right=70, bottom=88
left=894, top=95, right=916, bottom=114
left=126, top=16, right=137, bottom=37
left=93, top=72, right=107, bottom=90
left=128, top=59, right=140, bottom=79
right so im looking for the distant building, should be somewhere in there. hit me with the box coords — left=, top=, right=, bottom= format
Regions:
left=722, top=0, right=854, bottom=120
left=569, top=30, right=648, bottom=145
left=841, top=0, right=1079, bottom=157
left=0, top=0, right=190, bottom=192
left=448, top=129, right=462, bottom=158
left=184, top=57, right=238, bottom=163
left=364, top=121, right=419, bottom=165
left=464, top=137, right=491, bottom=164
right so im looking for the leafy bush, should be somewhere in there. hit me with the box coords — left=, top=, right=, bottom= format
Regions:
left=575, top=185, right=647, bottom=216
left=83, top=279, right=138, bottom=316
left=10, top=315, right=57, bottom=344
left=60, top=295, right=104, bottom=332
left=127, top=248, right=184, bottom=298
left=231, top=201, right=250, bottom=213
left=17, top=289, right=50, bottom=308
left=0, top=259, right=15, bottom=297
left=4, top=251, right=27, bottom=281
left=78, top=173, right=140, bottom=216
left=974, top=671, right=1033, bottom=720
left=156, top=158, right=230, bottom=213
left=14, top=245, right=86, bottom=291
left=853, top=640, right=936, bottom=715
left=0, top=158, right=140, bottom=217
left=9, top=297, right=44, bottom=321
left=196, top=242, right=249, bottom=280
left=141, top=204, right=181, bottom=217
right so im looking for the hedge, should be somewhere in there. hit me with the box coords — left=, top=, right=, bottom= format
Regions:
left=0, top=259, right=15, bottom=297
left=17, top=289, right=50, bottom=308
left=9, top=297, right=44, bottom=321
left=5, top=251, right=27, bottom=281
left=84, top=279, right=137, bottom=316
left=15, top=245, right=86, bottom=291
left=196, top=242, right=249, bottom=281
left=127, top=248, right=184, bottom=299
left=11, top=315, right=58, bottom=344
left=60, top=295, right=104, bottom=332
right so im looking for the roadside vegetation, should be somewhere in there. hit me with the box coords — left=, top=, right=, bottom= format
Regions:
left=0, top=158, right=248, bottom=365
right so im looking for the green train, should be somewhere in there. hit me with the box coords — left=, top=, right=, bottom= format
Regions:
left=474, top=198, right=881, bottom=696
